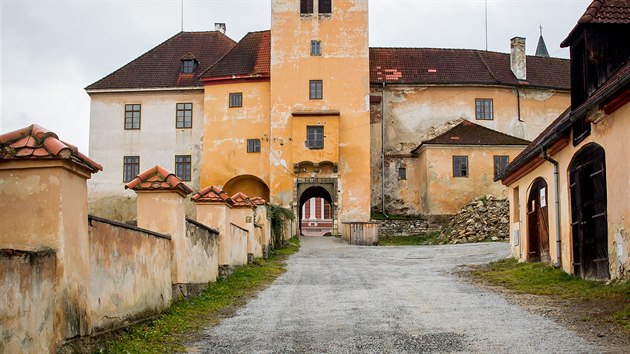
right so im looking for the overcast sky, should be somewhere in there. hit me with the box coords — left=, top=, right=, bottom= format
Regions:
left=1, top=0, right=590, bottom=153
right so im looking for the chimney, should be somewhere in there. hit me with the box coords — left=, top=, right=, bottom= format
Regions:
left=510, top=37, right=526, bottom=81
left=215, top=23, right=226, bottom=34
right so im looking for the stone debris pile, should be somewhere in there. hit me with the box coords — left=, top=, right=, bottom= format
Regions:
left=440, top=196, right=509, bottom=244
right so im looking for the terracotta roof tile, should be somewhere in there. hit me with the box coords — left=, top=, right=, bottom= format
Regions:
left=250, top=196, right=267, bottom=206
left=411, top=120, right=530, bottom=153
left=230, top=192, right=257, bottom=209
left=125, top=165, right=192, bottom=197
left=200, top=30, right=271, bottom=81
left=86, top=31, right=236, bottom=91
left=0, top=124, right=103, bottom=173
left=369, top=48, right=570, bottom=90
left=562, top=0, right=630, bottom=46
left=192, top=185, right=234, bottom=205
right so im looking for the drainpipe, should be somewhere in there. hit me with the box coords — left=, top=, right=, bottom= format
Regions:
left=516, top=87, right=523, bottom=122
left=381, top=82, right=389, bottom=218
left=542, top=147, right=561, bottom=268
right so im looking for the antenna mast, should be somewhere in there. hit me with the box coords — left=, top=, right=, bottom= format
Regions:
left=485, top=0, right=488, bottom=51
left=181, top=0, right=184, bottom=31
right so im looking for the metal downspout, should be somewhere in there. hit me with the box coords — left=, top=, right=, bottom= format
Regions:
left=542, top=147, right=562, bottom=268
left=381, top=82, right=389, bottom=218
left=516, top=87, right=523, bottom=122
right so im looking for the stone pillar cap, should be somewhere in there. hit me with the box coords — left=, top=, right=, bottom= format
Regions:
left=125, top=165, right=192, bottom=197
left=192, top=185, right=234, bottom=206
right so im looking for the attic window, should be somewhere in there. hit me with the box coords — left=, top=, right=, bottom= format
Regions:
left=181, top=59, right=197, bottom=73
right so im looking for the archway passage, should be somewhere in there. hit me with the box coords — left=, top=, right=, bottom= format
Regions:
left=527, top=178, right=550, bottom=262
left=570, top=143, right=609, bottom=279
left=298, top=186, right=333, bottom=237
left=223, top=175, right=270, bottom=201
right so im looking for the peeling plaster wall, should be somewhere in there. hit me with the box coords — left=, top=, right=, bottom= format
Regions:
left=87, top=219, right=171, bottom=334
left=270, top=0, right=371, bottom=224
left=0, top=250, right=56, bottom=354
left=184, top=221, right=219, bottom=284
left=370, top=85, right=570, bottom=214
left=201, top=82, right=271, bottom=192
left=229, top=223, right=248, bottom=267
left=196, top=203, right=232, bottom=266
left=507, top=103, right=630, bottom=279
left=88, top=90, right=204, bottom=222
left=418, top=145, right=525, bottom=215
left=230, top=207, right=261, bottom=258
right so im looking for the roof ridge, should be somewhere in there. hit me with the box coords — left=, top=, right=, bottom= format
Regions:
left=476, top=51, right=501, bottom=83
left=369, top=47, right=569, bottom=61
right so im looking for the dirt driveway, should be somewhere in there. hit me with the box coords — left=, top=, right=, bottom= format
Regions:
left=188, top=237, right=599, bottom=353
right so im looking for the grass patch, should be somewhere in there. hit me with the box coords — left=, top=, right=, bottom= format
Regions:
left=472, top=258, right=630, bottom=330
left=379, top=232, right=441, bottom=246
left=98, top=237, right=300, bottom=353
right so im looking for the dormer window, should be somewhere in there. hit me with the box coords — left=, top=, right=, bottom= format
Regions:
left=181, top=59, right=196, bottom=73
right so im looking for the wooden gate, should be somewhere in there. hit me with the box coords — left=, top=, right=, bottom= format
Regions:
left=569, top=143, right=609, bottom=279
left=527, top=178, right=550, bottom=262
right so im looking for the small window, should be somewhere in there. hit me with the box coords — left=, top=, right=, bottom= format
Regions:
left=176, top=103, right=193, bottom=129
left=319, top=0, right=332, bottom=14
left=311, top=40, right=321, bottom=56
left=229, top=92, right=242, bottom=108
left=494, top=156, right=509, bottom=178
left=309, top=80, right=323, bottom=100
left=306, top=126, right=324, bottom=149
left=175, top=155, right=191, bottom=181
left=124, top=104, right=141, bottom=130
left=453, top=156, right=468, bottom=177
left=300, top=0, right=313, bottom=14
left=123, top=156, right=140, bottom=182
left=572, top=115, right=591, bottom=146
left=247, top=139, right=261, bottom=153
left=399, top=167, right=407, bottom=180
left=475, top=98, right=493, bottom=120
left=181, top=59, right=196, bottom=73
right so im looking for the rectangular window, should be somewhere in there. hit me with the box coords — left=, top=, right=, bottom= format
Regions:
left=453, top=156, right=468, bottom=177
left=572, top=115, right=591, bottom=146
left=475, top=98, right=493, bottom=120
left=229, top=92, right=242, bottom=108
left=306, top=126, right=324, bottom=149
left=181, top=60, right=196, bottom=73
left=124, top=104, right=141, bottom=129
left=123, top=156, right=140, bottom=182
left=318, top=0, right=332, bottom=14
left=311, top=40, right=321, bottom=56
left=176, top=103, right=193, bottom=128
left=175, top=155, right=191, bottom=181
left=309, top=80, right=323, bottom=100
left=399, top=167, right=407, bottom=180
left=300, top=0, right=313, bottom=14
left=247, top=139, right=261, bottom=153
left=493, top=155, right=509, bottom=178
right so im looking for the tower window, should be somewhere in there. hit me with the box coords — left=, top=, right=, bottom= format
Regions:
left=229, top=92, right=243, bottom=108
left=306, top=126, right=324, bottom=149
left=300, top=0, right=313, bottom=14
left=399, top=167, right=407, bottom=180
left=311, top=40, right=321, bottom=56
left=309, top=80, right=323, bottom=100
left=319, top=0, right=332, bottom=14
left=247, top=139, right=261, bottom=153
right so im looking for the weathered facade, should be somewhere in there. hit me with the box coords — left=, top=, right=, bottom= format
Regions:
left=499, top=0, right=630, bottom=280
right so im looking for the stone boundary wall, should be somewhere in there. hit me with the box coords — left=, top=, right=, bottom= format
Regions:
left=376, top=215, right=452, bottom=237
left=0, top=250, right=57, bottom=354
left=87, top=216, right=172, bottom=335
left=177, top=219, right=220, bottom=298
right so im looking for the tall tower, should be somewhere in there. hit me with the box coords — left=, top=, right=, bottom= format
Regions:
left=270, top=0, right=371, bottom=234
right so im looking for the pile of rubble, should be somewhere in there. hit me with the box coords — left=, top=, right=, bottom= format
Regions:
left=440, top=196, right=509, bottom=244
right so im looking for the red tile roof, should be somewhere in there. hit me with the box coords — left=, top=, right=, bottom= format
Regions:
left=200, top=30, right=271, bottom=82
left=499, top=60, right=630, bottom=182
left=411, top=120, right=530, bottom=153
left=192, top=185, right=234, bottom=205
left=125, top=165, right=192, bottom=197
left=86, top=31, right=236, bottom=91
left=0, top=124, right=103, bottom=173
left=230, top=192, right=257, bottom=209
left=249, top=196, right=267, bottom=206
left=563, top=0, right=630, bottom=46
left=369, top=48, right=570, bottom=90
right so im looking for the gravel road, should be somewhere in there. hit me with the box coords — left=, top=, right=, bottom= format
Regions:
left=188, top=237, right=598, bottom=353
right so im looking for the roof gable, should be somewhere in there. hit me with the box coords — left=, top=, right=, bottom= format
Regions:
left=369, top=47, right=570, bottom=90
left=562, top=0, right=630, bottom=46
left=0, top=124, right=102, bottom=173
left=86, top=31, right=236, bottom=91
left=192, top=185, right=234, bottom=205
left=230, top=192, right=257, bottom=209
left=412, top=120, right=530, bottom=153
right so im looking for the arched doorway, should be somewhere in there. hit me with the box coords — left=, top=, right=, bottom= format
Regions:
left=297, top=183, right=336, bottom=236
left=223, top=175, right=270, bottom=201
left=527, top=178, right=550, bottom=262
left=569, top=143, right=609, bottom=279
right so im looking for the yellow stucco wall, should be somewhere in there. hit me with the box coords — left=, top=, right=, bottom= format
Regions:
left=507, top=102, right=630, bottom=279
left=270, top=0, right=371, bottom=223
left=201, top=81, right=271, bottom=192
left=418, top=145, right=526, bottom=215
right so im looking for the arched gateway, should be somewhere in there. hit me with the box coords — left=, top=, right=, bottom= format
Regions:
left=296, top=178, right=338, bottom=236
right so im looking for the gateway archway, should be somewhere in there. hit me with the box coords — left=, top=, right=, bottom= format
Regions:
left=296, top=179, right=337, bottom=236
left=527, top=178, right=550, bottom=262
